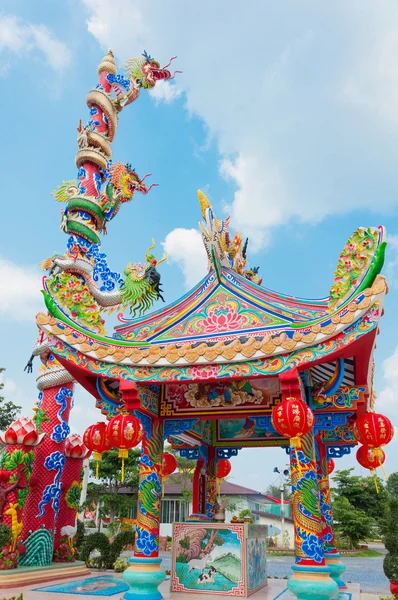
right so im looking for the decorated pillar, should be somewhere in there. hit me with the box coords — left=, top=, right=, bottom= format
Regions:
left=0, top=418, right=44, bottom=569
left=315, top=435, right=346, bottom=589
left=205, top=446, right=217, bottom=519
left=278, top=370, right=338, bottom=600
left=53, top=434, right=90, bottom=561
left=123, top=418, right=166, bottom=600
left=21, top=347, right=75, bottom=567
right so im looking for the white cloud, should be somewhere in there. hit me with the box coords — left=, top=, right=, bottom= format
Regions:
left=378, top=346, right=398, bottom=416
left=0, top=371, right=33, bottom=419
left=81, top=0, right=398, bottom=251
left=0, top=258, right=42, bottom=322
left=385, top=234, right=398, bottom=288
left=0, top=15, right=71, bottom=71
left=149, top=80, right=181, bottom=104
left=162, top=228, right=207, bottom=289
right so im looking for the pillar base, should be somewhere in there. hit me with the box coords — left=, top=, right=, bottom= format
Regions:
left=123, top=557, right=166, bottom=600
left=324, top=553, right=346, bottom=589
left=287, top=565, right=339, bottom=600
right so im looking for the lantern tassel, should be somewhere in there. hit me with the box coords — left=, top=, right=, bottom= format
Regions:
left=118, top=448, right=129, bottom=483
left=371, top=470, right=379, bottom=494
left=96, top=461, right=99, bottom=480
left=381, top=465, right=389, bottom=481
left=290, top=436, right=303, bottom=477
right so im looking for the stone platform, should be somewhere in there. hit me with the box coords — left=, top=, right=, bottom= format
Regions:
left=3, top=573, right=365, bottom=600
left=0, top=560, right=88, bottom=588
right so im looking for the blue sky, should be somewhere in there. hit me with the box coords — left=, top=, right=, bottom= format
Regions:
left=1, top=1, right=398, bottom=490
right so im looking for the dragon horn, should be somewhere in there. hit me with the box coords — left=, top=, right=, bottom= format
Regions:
left=162, top=56, right=177, bottom=69
left=145, top=239, right=156, bottom=261
left=156, top=252, right=168, bottom=267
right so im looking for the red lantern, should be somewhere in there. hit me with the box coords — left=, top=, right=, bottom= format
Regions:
left=217, top=459, right=232, bottom=480
left=162, top=452, right=177, bottom=477
left=106, top=413, right=143, bottom=481
left=271, top=398, right=314, bottom=447
left=83, top=422, right=112, bottom=478
left=161, top=452, right=177, bottom=497
left=356, top=444, right=387, bottom=494
left=65, top=433, right=91, bottom=459
left=353, top=412, right=394, bottom=448
left=356, top=445, right=385, bottom=470
left=0, top=417, right=45, bottom=447
left=327, top=459, right=335, bottom=475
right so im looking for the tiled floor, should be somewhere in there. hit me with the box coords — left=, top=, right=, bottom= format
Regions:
left=4, top=573, right=364, bottom=600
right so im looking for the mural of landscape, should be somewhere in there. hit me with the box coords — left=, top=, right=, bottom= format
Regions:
left=219, top=418, right=274, bottom=441
left=172, top=524, right=244, bottom=595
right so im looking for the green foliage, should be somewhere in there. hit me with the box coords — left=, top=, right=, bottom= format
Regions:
left=332, top=469, right=388, bottom=526
left=74, top=519, right=85, bottom=553
left=80, top=532, right=111, bottom=569
left=385, top=499, right=398, bottom=554
left=384, top=554, right=398, bottom=582
left=214, top=536, right=225, bottom=546
left=333, top=496, right=375, bottom=549
left=238, top=509, right=254, bottom=523
left=180, top=535, right=190, bottom=550
left=114, top=557, right=129, bottom=572
left=0, top=523, right=12, bottom=548
left=387, top=473, right=398, bottom=499
left=265, top=481, right=292, bottom=502
left=109, top=530, right=135, bottom=567
left=84, top=448, right=140, bottom=523
left=1, top=596, right=23, bottom=600
left=80, top=529, right=135, bottom=569
left=165, top=447, right=195, bottom=502
left=0, top=368, right=21, bottom=430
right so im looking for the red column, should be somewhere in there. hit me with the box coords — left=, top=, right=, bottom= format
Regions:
left=53, top=434, right=90, bottom=560
left=191, top=457, right=207, bottom=517
left=206, top=446, right=217, bottom=519
left=20, top=382, right=74, bottom=566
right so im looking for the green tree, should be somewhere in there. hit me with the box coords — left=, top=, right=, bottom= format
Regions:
left=0, top=368, right=21, bottom=431
left=84, top=448, right=140, bottom=523
left=265, top=483, right=292, bottom=502
left=333, top=496, right=375, bottom=549
left=387, top=472, right=398, bottom=498
left=383, top=498, right=398, bottom=582
left=332, top=468, right=388, bottom=526
left=166, top=447, right=195, bottom=502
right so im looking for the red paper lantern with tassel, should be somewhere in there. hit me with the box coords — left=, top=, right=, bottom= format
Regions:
left=106, top=413, right=143, bottom=482
left=327, top=459, right=335, bottom=475
left=162, top=452, right=177, bottom=496
left=354, top=412, right=394, bottom=448
left=216, top=459, right=232, bottom=498
left=217, top=459, right=232, bottom=480
left=356, top=444, right=387, bottom=493
left=83, top=422, right=112, bottom=478
left=271, top=397, right=314, bottom=475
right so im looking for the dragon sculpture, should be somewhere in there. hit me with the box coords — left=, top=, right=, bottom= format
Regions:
left=55, top=162, right=158, bottom=244
left=31, top=50, right=179, bottom=336
left=41, top=239, right=167, bottom=333
left=198, top=190, right=262, bottom=285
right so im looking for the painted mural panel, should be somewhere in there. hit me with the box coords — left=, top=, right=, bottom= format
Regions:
left=218, top=418, right=275, bottom=442
left=172, top=523, right=245, bottom=595
left=246, top=536, right=267, bottom=594
left=163, top=378, right=280, bottom=417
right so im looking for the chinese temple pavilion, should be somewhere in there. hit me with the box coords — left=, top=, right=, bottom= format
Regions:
left=0, top=50, right=391, bottom=600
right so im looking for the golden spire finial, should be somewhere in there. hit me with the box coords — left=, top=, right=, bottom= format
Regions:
left=198, top=189, right=211, bottom=219
left=98, top=50, right=117, bottom=75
